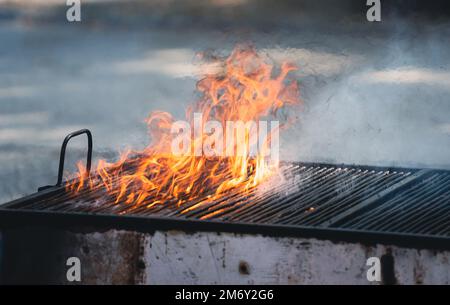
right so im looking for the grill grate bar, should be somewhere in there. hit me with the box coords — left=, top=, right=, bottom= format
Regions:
left=196, top=165, right=322, bottom=221
left=228, top=166, right=348, bottom=223
left=341, top=174, right=443, bottom=230
left=278, top=171, right=406, bottom=226
left=304, top=172, right=409, bottom=226
left=377, top=178, right=450, bottom=233
left=243, top=168, right=365, bottom=224
left=337, top=173, right=450, bottom=235
left=174, top=164, right=306, bottom=221
left=279, top=169, right=381, bottom=223
left=4, top=161, right=449, bottom=239
left=272, top=169, right=377, bottom=225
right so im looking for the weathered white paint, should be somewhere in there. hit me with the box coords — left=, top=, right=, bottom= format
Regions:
left=391, top=247, right=450, bottom=284
left=141, top=230, right=450, bottom=285
left=1, top=228, right=448, bottom=284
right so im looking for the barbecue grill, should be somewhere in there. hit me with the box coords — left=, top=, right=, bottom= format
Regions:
left=1, top=130, right=449, bottom=284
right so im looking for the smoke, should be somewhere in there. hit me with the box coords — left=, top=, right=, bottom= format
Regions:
left=281, top=17, right=450, bottom=169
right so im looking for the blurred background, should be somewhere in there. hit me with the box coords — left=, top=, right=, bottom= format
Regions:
left=1, top=0, right=450, bottom=203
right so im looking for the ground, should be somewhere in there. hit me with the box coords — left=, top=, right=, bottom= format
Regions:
left=1, top=0, right=450, bottom=203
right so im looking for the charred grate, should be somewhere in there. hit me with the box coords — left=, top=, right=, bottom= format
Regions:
left=2, top=161, right=449, bottom=239
left=334, top=171, right=450, bottom=236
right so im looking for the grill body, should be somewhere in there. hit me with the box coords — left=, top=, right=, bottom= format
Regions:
left=2, top=162, right=449, bottom=243
left=0, top=162, right=449, bottom=284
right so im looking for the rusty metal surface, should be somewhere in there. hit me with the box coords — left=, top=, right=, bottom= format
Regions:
left=1, top=227, right=448, bottom=284
left=141, top=230, right=450, bottom=285
left=0, top=228, right=145, bottom=285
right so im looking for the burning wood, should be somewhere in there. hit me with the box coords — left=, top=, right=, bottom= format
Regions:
left=66, top=46, right=301, bottom=209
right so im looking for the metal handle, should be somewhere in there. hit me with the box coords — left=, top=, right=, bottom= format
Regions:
left=38, top=129, right=93, bottom=191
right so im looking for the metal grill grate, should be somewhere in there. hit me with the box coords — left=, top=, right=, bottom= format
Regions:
left=335, top=171, right=450, bottom=237
left=3, top=161, right=449, bottom=239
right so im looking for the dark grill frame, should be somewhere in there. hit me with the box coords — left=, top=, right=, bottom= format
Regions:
left=1, top=163, right=449, bottom=251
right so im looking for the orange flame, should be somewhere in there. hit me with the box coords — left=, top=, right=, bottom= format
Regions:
left=67, top=46, right=301, bottom=209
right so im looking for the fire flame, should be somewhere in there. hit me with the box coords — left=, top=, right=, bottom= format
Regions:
left=67, top=46, right=301, bottom=209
